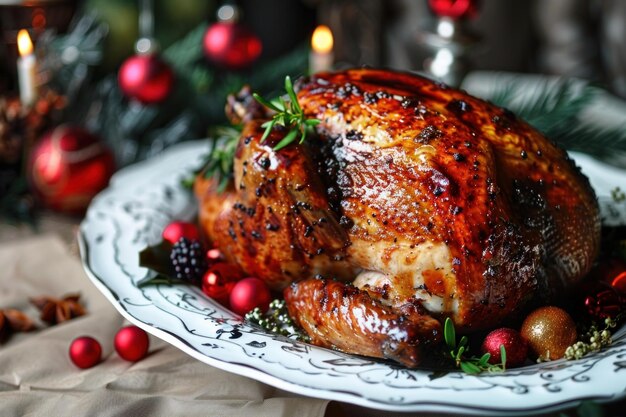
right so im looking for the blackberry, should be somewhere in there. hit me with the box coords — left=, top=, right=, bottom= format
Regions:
left=170, top=237, right=207, bottom=282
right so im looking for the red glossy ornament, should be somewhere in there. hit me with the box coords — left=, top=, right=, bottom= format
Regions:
left=114, top=325, right=150, bottom=362
left=162, top=221, right=200, bottom=244
left=202, top=262, right=243, bottom=306
left=69, top=336, right=102, bottom=369
left=203, top=22, right=262, bottom=70
left=206, top=248, right=224, bottom=264
left=28, top=125, right=115, bottom=213
left=229, top=277, right=271, bottom=316
left=481, top=328, right=528, bottom=368
left=428, top=0, right=478, bottom=19
left=118, top=54, right=174, bottom=104
left=584, top=288, right=623, bottom=320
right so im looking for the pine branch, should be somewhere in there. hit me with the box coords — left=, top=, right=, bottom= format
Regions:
left=488, top=79, right=626, bottom=161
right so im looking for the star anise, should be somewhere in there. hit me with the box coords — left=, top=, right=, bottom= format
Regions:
left=30, top=293, right=86, bottom=325
left=0, top=308, right=35, bottom=342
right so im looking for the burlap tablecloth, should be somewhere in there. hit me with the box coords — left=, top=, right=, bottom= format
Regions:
left=0, top=235, right=332, bottom=417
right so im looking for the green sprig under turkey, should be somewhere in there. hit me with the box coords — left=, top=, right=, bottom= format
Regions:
left=253, top=75, right=321, bottom=151
left=444, top=318, right=507, bottom=374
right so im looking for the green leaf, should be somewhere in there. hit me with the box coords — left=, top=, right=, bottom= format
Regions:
left=460, top=361, right=482, bottom=374
left=500, top=344, right=507, bottom=370
left=459, top=335, right=468, bottom=348
left=478, top=353, right=491, bottom=367
left=273, top=129, right=299, bottom=151
left=576, top=400, right=605, bottom=417
left=253, top=92, right=282, bottom=112
left=285, top=75, right=302, bottom=113
left=444, top=318, right=456, bottom=349
left=261, top=120, right=275, bottom=143
left=139, top=240, right=173, bottom=277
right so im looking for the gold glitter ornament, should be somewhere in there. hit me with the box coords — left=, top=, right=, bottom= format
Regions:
left=521, top=306, right=578, bottom=361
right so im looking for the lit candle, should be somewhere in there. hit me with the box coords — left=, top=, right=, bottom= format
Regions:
left=309, top=25, right=334, bottom=74
left=17, top=29, right=38, bottom=106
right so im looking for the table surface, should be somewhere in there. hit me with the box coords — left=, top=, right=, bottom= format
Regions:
left=1, top=213, right=625, bottom=417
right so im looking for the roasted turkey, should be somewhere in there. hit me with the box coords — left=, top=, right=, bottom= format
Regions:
left=195, top=68, right=600, bottom=367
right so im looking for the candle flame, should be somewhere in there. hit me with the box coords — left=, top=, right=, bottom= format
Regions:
left=17, top=29, right=33, bottom=56
left=311, top=25, right=333, bottom=54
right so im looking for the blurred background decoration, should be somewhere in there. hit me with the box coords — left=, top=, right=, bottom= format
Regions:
left=1, top=0, right=626, bottom=223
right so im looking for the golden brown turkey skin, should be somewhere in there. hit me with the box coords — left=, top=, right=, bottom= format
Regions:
left=284, top=278, right=441, bottom=367
left=196, top=68, right=600, bottom=366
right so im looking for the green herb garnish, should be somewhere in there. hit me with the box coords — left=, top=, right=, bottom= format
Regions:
left=253, top=75, right=321, bottom=151
left=444, top=318, right=506, bottom=374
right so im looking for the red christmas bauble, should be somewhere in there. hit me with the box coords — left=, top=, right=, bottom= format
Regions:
left=202, top=262, right=244, bottom=306
left=28, top=125, right=115, bottom=213
left=229, top=277, right=271, bottom=315
left=203, top=22, right=262, bottom=70
left=114, top=325, right=150, bottom=362
left=584, top=287, right=623, bottom=320
left=481, top=327, right=528, bottom=368
left=162, top=221, right=200, bottom=244
left=69, top=336, right=102, bottom=369
left=428, top=0, right=478, bottom=19
left=206, top=248, right=224, bottom=264
left=611, top=271, right=626, bottom=294
left=118, top=54, right=174, bottom=104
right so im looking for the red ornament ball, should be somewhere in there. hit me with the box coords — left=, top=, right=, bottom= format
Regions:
left=229, top=277, right=271, bottom=315
left=114, top=325, right=150, bottom=362
left=481, top=328, right=528, bottom=368
left=203, top=22, right=262, bottom=70
left=28, top=125, right=115, bottom=213
left=206, top=248, right=224, bottom=264
left=162, top=221, right=200, bottom=244
left=118, top=54, right=174, bottom=104
left=202, top=262, right=243, bottom=306
left=69, top=336, right=102, bottom=369
left=584, top=287, right=623, bottom=320
left=521, top=306, right=577, bottom=361
left=428, top=0, right=478, bottom=19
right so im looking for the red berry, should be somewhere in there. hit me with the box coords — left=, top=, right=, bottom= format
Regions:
left=114, top=326, right=150, bottom=362
left=229, top=277, right=272, bottom=316
left=206, top=248, right=224, bottom=263
left=162, top=221, right=199, bottom=244
left=69, top=336, right=102, bottom=369
left=481, top=328, right=528, bottom=368
left=202, top=263, right=243, bottom=306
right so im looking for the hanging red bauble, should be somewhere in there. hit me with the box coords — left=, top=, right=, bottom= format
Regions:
left=428, top=0, right=479, bottom=19
left=206, top=248, right=224, bottom=264
left=114, top=325, right=150, bottom=362
left=520, top=306, right=577, bottom=361
left=481, top=328, right=528, bottom=368
left=229, top=277, right=272, bottom=316
left=202, top=262, right=243, bottom=306
left=118, top=54, right=174, bottom=104
left=203, top=22, right=262, bottom=70
left=162, top=221, right=200, bottom=244
left=69, top=336, right=102, bottom=369
left=28, top=125, right=115, bottom=213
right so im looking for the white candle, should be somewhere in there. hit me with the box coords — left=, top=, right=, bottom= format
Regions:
left=309, top=25, right=334, bottom=74
left=17, top=29, right=38, bottom=106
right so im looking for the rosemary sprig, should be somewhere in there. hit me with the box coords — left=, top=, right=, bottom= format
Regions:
left=253, top=75, right=320, bottom=151
left=443, top=318, right=506, bottom=374
left=181, top=125, right=241, bottom=192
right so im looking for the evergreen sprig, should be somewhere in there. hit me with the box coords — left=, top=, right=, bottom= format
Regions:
left=444, top=318, right=506, bottom=374
left=253, top=76, right=320, bottom=151
left=488, top=79, right=626, bottom=161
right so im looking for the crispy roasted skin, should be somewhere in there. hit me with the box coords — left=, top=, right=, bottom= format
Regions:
left=196, top=68, right=600, bottom=365
left=284, top=278, right=441, bottom=367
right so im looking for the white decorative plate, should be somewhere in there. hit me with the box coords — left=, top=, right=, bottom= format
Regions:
left=79, top=140, right=626, bottom=415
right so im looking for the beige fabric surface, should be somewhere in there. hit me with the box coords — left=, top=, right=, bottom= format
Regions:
left=0, top=235, right=329, bottom=417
